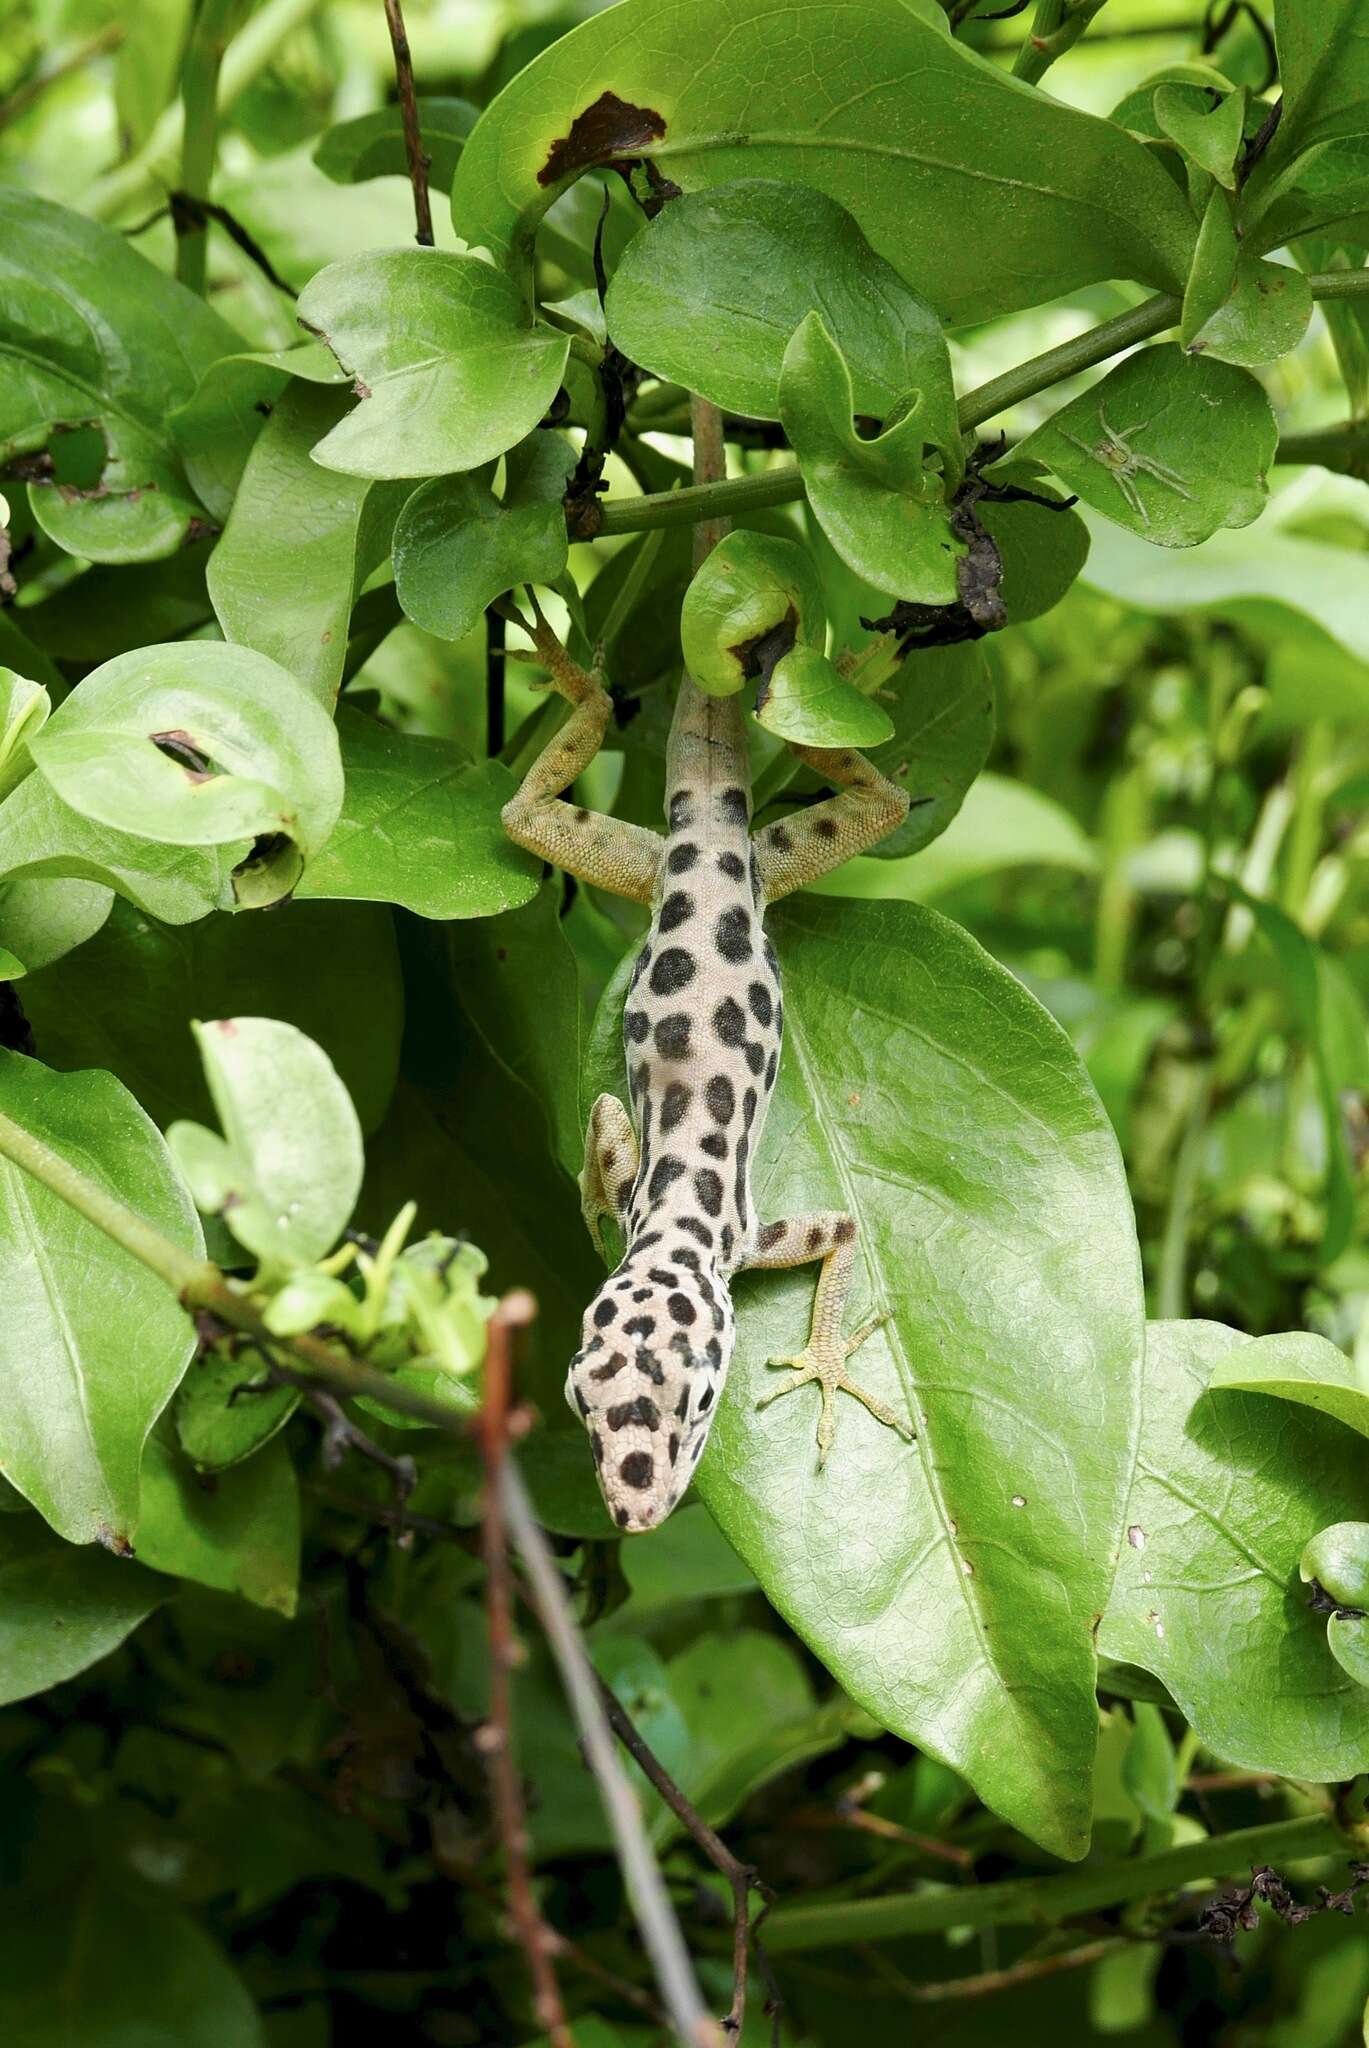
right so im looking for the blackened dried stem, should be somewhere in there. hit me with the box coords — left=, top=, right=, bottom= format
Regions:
left=486, top=606, right=507, bottom=754
left=382, top=0, right=433, bottom=245
left=270, top=1364, right=416, bottom=1502
left=592, top=1668, right=772, bottom=2038
left=476, top=1292, right=571, bottom=2048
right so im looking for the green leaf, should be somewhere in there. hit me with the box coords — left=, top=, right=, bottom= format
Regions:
left=0, top=1052, right=202, bottom=1547
left=169, top=1017, right=363, bottom=1268
left=0, top=668, right=49, bottom=803
left=314, top=97, right=477, bottom=189
left=207, top=383, right=408, bottom=705
left=18, top=895, right=402, bottom=1136
left=392, top=431, right=574, bottom=643
left=1181, top=186, right=1240, bottom=344
left=1187, top=254, right=1313, bottom=368
left=0, top=192, right=237, bottom=563
left=975, top=465, right=1093, bottom=627
left=296, top=707, right=540, bottom=920
left=176, top=1349, right=300, bottom=1473
left=802, top=640, right=992, bottom=865
left=0, top=877, right=111, bottom=979
left=28, top=642, right=345, bottom=910
left=755, top=644, right=894, bottom=747
left=680, top=529, right=827, bottom=698
left=1301, top=1521, right=1369, bottom=1609
left=587, top=896, right=1144, bottom=1856
left=0, top=768, right=230, bottom=923
left=780, top=314, right=962, bottom=602
left=134, top=1434, right=301, bottom=1615
left=0, top=1886, right=265, bottom=2048
left=1015, top=346, right=1275, bottom=545
left=643, top=1629, right=864, bottom=1845
left=1247, top=2, right=1369, bottom=209
left=604, top=178, right=957, bottom=430
left=168, top=343, right=349, bottom=524
left=1223, top=881, right=1355, bottom=1260
left=0, top=1515, right=166, bottom=1706
left=296, top=250, right=570, bottom=480
left=817, top=770, right=1096, bottom=898
left=1208, top=1329, right=1369, bottom=1440
left=1098, top=1320, right=1369, bottom=1781
left=452, top=0, right=1195, bottom=325
left=1154, top=80, right=1247, bottom=188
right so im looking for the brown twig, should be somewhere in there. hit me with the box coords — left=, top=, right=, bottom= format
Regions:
left=866, top=1935, right=1119, bottom=2005
left=381, top=0, right=433, bottom=245
left=501, top=1458, right=723, bottom=2045
left=475, top=1292, right=571, bottom=2048
left=790, top=1797, right=973, bottom=1870
left=592, top=1670, right=774, bottom=2037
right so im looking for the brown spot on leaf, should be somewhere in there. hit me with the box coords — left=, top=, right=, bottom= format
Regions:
left=539, top=91, right=667, bottom=187
left=151, top=729, right=216, bottom=783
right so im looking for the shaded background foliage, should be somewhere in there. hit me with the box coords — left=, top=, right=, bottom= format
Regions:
left=4, top=0, right=1369, bottom=2043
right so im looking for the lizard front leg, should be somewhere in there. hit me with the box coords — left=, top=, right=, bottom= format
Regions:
left=746, top=1213, right=913, bottom=1464
left=754, top=746, right=909, bottom=904
left=500, top=596, right=663, bottom=905
left=579, top=1092, right=638, bottom=1263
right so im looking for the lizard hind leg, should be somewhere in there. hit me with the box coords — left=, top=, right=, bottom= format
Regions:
left=747, top=1212, right=913, bottom=1465
left=754, top=746, right=909, bottom=904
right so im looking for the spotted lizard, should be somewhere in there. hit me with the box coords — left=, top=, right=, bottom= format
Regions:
left=501, top=434, right=914, bottom=1532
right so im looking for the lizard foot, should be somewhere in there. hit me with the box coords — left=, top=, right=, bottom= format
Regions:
left=756, top=1314, right=913, bottom=1466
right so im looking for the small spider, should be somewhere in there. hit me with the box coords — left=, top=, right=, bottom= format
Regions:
left=1058, top=403, right=1195, bottom=526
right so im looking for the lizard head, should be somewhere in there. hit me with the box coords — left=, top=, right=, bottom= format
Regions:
left=565, top=1247, right=735, bottom=1532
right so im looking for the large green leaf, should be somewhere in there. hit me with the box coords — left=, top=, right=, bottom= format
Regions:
left=780, top=314, right=961, bottom=601
left=1098, top=1321, right=1369, bottom=1780
left=28, top=643, right=345, bottom=910
left=0, top=191, right=237, bottom=562
left=169, top=1017, right=363, bottom=1269
left=1014, top=346, right=1275, bottom=545
left=135, top=1433, right=301, bottom=1616
left=296, top=249, right=570, bottom=479
left=207, top=383, right=407, bottom=705
left=0, top=1886, right=264, bottom=2048
left=392, top=431, right=574, bottom=644
left=587, top=896, right=1144, bottom=1857
left=604, top=179, right=957, bottom=428
left=0, top=1053, right=202, bottom=1547
left=0, top=1516, right=166, bottom=1706
left=451, top=0, right=1194, bottom=325
left=296, top=707, right=540, bottom=920
left=19, top=896, right=402, bottom=1136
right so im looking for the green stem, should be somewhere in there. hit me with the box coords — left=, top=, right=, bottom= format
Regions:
left=1012, top=0, right=1110, bottom=86
left=1093, top=767, right=1146, bottom=993
left=762, top=1813, right=1343, bottom=1953
left=176, top=0, right=235, bottom=295
left=0, top=1103, right=475, bottom=1433
left=1155, top=1063, right=1214, bottom=1321
left=594, top=464, right=805, bottom=536
left=1280, top=721, right=1334, bottom=920
left=1278, top=421, right=1369, bottom=481
left=83, top=0, right=326, bottom=221
left=597, top=271, right=1369, bottom=540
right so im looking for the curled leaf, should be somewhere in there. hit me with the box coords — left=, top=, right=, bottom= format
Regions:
left=680, top=530, right=826, bottom=698
left=780, top=312, right=962, bottom=602
left=755, top=644, right=894, bottom=747
left=27, top=643, right=344, bottom=910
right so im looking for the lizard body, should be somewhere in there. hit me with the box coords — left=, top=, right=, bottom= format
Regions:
left=502, top=503, right=914, bottom=1532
